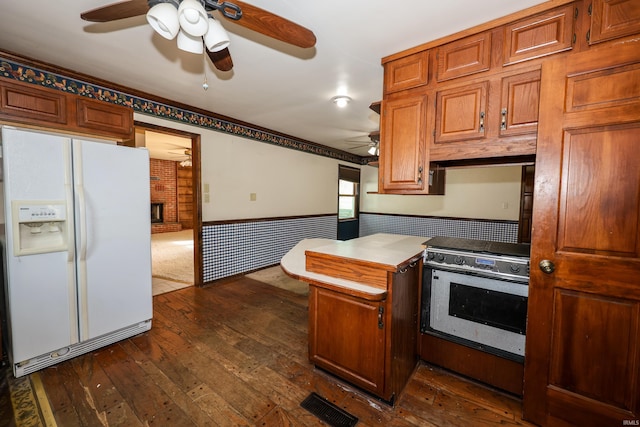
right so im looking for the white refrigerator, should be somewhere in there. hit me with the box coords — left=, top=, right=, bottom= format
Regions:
left=0, top=126, right=153, bottom=377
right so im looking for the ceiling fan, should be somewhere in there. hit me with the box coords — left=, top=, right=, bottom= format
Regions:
left=80, top=0, right=317, bottom=72
left=169, top=147, right=193, bottom=166
left=344, top=131, right=380, bottom=155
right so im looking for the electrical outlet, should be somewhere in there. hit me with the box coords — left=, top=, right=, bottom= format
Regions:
left=250, top=193, right=257, bottom=201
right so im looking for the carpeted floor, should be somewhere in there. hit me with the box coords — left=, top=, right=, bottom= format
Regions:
left=151, top=229, right=194, bottom=284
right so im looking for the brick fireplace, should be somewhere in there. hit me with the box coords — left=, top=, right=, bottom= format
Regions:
left=150, top=159, right=182, bottom=234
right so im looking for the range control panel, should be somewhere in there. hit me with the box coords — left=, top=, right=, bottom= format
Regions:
left=424, top=247, right=530, bottom=283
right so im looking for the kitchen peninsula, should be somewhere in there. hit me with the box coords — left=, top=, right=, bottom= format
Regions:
left=281, top=234, right=425, bottom=403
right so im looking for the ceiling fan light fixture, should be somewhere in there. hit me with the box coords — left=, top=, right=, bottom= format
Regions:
left=367, top=145, right=377, bottom=155
left=178, top=0, right=209, bottom=37
left=146, top=1, right=180, bottom=40
left=177, top=29, right=204, bottom=54
left=204, top=18, right=230, bottom=52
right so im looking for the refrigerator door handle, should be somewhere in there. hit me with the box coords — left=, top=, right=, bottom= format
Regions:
left=64, top=138, right=80, bottom=343
left=65, top=184, right=75, bottom=263
left=73, top=141, right=90, bottom=341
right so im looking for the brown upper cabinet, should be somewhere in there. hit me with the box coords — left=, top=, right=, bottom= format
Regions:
left=378, top=0, right=640, bottom=185
left=384, top=51, right=429, bottom=94
left=434, top=81, right=488, bottom=145
left=499, top=69, right=541, bottom=138
left=588, top=0, right=640, bottom=44
left=436, top=31, right=492, bottom=82
left=0, top=77, right=133, bottom=141
left=379, top=93, right=429, bottom=193
left=430, top=67, right=540, bottom=162
left=503, top=3, right=576, bottom=65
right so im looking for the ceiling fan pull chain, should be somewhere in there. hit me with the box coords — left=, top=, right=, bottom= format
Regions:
left=204, top=0, right=243, bottom=20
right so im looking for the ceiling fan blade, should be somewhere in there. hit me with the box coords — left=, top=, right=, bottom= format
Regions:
left=207, top=47, right=234, bottom=71
left=81, top=0, right=149, bottom=22
left=221, top=0, right=316, bottom=48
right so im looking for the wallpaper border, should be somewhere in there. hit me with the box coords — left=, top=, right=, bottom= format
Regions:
left=0, top=56, right=364, bottom=165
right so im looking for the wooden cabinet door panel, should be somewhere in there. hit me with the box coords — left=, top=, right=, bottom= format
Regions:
left=523, top=42, right=640, bottom=426
left=503, top=4, right=575, bottom=65
left=309, top=287, right=385, bottom=395
left=589, top=0, right=640, bottom=44
left=384, top=51, right=429, bottom=93
left=0, top=80, right=67, bottom=124
left=380, top=95, right=428, bottom=192
left=500, top=70, right=541, bottom=137
left=76, top=98, right=133, bottom=138
left=434, top=82, right=487, bottom=144
left=436, top=32, right=491, bottom=82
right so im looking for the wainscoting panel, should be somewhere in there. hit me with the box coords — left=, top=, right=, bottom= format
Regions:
left=202, top=213, right=519, bottom=283
left=359, top=213, right=519, bottom=243
left=202, top=215, right=337, bottom=282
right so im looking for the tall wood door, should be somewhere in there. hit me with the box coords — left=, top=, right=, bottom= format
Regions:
left=523, top=42, right=640, bottom=426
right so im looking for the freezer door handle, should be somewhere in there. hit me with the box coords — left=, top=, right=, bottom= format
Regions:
left=73, top=141, right=90, bottom=341
left=65, top=184, right=75, bottom=263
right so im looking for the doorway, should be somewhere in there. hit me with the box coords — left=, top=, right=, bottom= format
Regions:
left=337, top=165, right=361, bottom=241
left=133, top=122, right=203, bottom=294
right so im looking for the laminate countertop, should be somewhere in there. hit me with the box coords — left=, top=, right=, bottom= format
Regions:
left=280, top=233, right=427, bottom=296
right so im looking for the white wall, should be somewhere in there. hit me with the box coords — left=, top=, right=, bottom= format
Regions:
left=360, top=164, right=522, bottom=221
left=137, top=114, right=523, bottom=222
left=135, top=113, right=348, bottom=221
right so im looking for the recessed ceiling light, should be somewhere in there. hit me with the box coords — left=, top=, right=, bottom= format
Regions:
left=331, top=95, right=352, bottom=108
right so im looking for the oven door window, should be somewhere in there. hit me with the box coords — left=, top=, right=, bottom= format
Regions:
left=426, top=269, right=528, bottom=358
left=449, top=283, right=527, bottom=334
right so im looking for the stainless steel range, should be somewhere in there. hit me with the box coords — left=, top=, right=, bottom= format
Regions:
left=421, top=236, right=530, bottom=362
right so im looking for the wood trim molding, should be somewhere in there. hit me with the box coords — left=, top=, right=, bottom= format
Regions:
left=203, top=213, right=336, bottom=227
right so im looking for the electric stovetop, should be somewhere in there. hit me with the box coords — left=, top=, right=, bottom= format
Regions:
left=424, top=236, right=531, bottom=259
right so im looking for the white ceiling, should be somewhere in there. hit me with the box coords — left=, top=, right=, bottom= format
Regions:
left=0, top=0, right=547, bottom=158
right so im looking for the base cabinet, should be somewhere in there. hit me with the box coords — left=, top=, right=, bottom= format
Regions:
left=309, top=287, right=386, bottom=395
left=307, top=259, right=421, bottom=403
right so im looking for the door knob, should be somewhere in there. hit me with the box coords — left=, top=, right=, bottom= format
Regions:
left=539, top=259, right=555, bottom=274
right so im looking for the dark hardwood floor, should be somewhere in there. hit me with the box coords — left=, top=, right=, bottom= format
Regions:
left=1, top=276, right=535, bottom=426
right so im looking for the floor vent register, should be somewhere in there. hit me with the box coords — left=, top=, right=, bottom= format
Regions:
left=300, top=392, right=358, bottom=427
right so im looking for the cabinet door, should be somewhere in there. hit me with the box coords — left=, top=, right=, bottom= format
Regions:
left=434, top=81, right=488, bottom=144
left=499, top=69, right=541, bottom=137
left=384, top=51, right=429, bottom=93
left=309, top=286, right=386, bottom=396
left=76, top=98, right=133, bottom=139
left=589, top=0, right=640, bottom=44
left=503, top=3, right=575, bottom=65
left=523, top=42, right=640, bottom=426
left=0, top=79, right=67, bottom=125
left=379, top=94, right=428, bottom=193
left=436, top=32, right=491, bottom=82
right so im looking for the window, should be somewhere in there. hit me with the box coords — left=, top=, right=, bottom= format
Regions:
left=338, top=179, right=358, bottom=219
